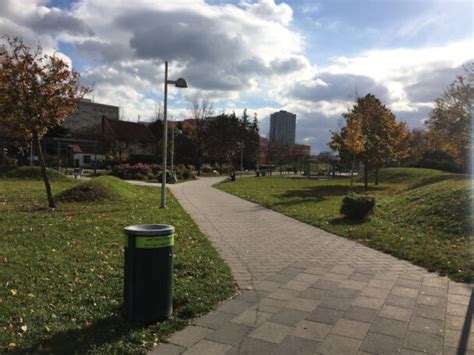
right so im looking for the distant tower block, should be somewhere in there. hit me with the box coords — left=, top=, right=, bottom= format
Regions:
left=269, top=110, right=296, bottom=145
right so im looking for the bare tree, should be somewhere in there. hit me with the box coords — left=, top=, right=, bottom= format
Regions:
left=190, top=98, right=213, bottom=176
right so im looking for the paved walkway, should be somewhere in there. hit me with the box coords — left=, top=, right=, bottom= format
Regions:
left=152, top=177, right=473, bottom=355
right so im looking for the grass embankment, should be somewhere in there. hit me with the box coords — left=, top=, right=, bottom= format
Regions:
left=0, top=170, right=235, bottom=353
left=218, top=167, right=473, bottom=282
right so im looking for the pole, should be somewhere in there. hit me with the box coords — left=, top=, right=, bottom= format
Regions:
left=171, top=125, right=174, bottom=175
left=161, top=61, right=168, bottom=208
left=57, top=140, right=60, bottom=171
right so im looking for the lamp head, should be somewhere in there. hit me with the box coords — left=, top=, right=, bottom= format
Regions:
left=175, top=78, right=188, bottom=88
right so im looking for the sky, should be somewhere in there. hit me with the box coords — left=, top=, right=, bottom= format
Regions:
left=0, top=0, right=472, bottom=153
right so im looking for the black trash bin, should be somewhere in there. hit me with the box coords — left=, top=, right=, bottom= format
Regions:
left=123, top=224, right=174, bottom=323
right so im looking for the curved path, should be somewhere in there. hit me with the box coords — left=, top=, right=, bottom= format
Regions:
left=152, top=177, right=472, bottom=355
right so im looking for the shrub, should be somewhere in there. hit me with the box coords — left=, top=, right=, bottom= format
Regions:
left=340, top=194, right=375, bottom=220
left=202, top=166, right=212, bottom=173
left=111, top=163, right=161, bottom=179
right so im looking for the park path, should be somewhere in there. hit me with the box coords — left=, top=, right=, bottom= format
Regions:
left=151, top=177, right=472, bottom=355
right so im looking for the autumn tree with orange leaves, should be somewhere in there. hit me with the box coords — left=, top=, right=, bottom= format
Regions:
left=330, top=94, right=410, bottom=190
left=0, top=36, right=90, bottom=208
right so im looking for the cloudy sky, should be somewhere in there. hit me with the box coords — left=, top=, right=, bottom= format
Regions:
left=1, top=0, right=472, bottom=153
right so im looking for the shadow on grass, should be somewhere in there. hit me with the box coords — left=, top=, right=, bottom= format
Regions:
left=330, top=217, right=368, bottom=226
left=278, top=184, right=385, bottom=200
left=20, top=312, right=146, bottom=354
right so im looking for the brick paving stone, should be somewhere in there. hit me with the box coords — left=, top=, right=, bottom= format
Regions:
left=331, top=319, right=371, bottom=339
left=444, top=329, right=474, bottom=350
left=413, top=304, right=445, bottom=321
left=420, top=285, right=448, bottom=298
left=379, top=305, right=413, bottom=322
left=248, top=321, right=293, bottom=344
left=266, top=273, right=295, bottom=284
left=417, top=294, right=447, bottom=307
left=339, top=280, right=367, bottom=290
left=360, top=287, right=390, bottom=299
left=167, top=326, right=213, bottom=348
left=285, top=297, right=320, bottom=312
left=408, top=316, right=444, bottom=335
left=360, top=332, right=404, bottom=354
left=254, top=280, right=281, bottom=292
left=217, top=299, right=253, bottom=315
left=293, top=273, right=321, bottom=283
left=368, top=279, right=395, bottom=290
left=448, top=294, right=470, bottom=306
left=231, top=309, right=273, bottom=327
left=272, top=335, right=320, bottom=355
left=395, top=279, right=422, bottom=289
left=403, top=331, right=442, bottom=353
left=422, top=277, right=449, bottom=289
left=343, top=306, right=378, bottom=323
left=283, top=280, right=312, bottom=291
left=370, top=316, right=408, bottom=338
left=194, top=311, right=236, bottom=330
left=267, top=288, right=300, bottom=301
left=385, top=294, right=416, bottom=309
left=311, top=279, right=340, bottom=291
left=349, top=273, right=373, bottom=282
left=292, top=320, right=331, bottom=341
left=391, top=286, right=419, bottom=298
left=234, top=289, right=269, bottom=303
left=317, top=334, right=362, bottom=355
left=352, top=296, right=385, bottom=310
left=447, top=302, right=469, bottom=317
left=330, top=287, right=360, bottom=299
left=300, top=287, right=331, bottom=300
left=448, top=284, right=473, bottom=296
left=206, top=323, right=252, bottom=346
left=182, top=340, right=231, bottom=355
left=150, top=343, right=185, bottom=355
left=445, top=314, right=474, bottom=331
left=250, top=298, right=287, bottom=313
left=319, top=296, right=354, bottom=311
left=225, top=337, right=276, bottom=355
left=331, top=265, right=355, bottom=275
left=270, top=308, right=308, bottom=326
left=307, top=307, right=344, bottom=325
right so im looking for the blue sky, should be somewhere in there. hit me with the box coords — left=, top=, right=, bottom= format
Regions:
left=0, top=0, right=472, bottom=153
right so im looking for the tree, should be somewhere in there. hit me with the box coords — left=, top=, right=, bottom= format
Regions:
left=240, top=110, right=260, bottom=170
left=207, top=113, right=241, bottom=172
left=0, top=36, right=89, bottom=208
left=425, top=67, right=473, bottom=172
left=329, top=94, right=410, bottom=190
left=189, top=98, right=213, bottom=176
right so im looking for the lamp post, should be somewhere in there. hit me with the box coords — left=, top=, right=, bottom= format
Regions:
left=161, top=61, right=187, bottom=208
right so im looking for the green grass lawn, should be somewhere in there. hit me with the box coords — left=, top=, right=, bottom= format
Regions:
left=0, top=174, right=235, bottom=353
left=217, top=167, right=473, bottom=282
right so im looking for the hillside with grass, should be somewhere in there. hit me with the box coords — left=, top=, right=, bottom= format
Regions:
left=0, top=166, right=70, bottom=182
left=0, top=176, right=235, bottom=353
left=218, top=167, right=473, bottom=282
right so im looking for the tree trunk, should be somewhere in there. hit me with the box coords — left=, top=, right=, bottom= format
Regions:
left=350, top=160, right=354, bottom=188
left=375, top=165, right=379, bottom=185
left=364, top=161, right=369, bottom=191
left=33, top=131, right=56, bottom=209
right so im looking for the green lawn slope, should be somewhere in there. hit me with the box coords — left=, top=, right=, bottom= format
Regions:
left=57, top=176, right=137, bottom=202
left=0, top=177, right=235, bottom=353
left=0, top=166, right=70, bottom=182
left=218, top=167, right=473, bottom=282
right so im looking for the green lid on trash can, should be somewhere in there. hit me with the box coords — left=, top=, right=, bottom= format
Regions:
left=124, top=224, right=175, bottom=236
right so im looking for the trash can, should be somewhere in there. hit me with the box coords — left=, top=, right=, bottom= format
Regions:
left=123, top=224, right=174, bottom=322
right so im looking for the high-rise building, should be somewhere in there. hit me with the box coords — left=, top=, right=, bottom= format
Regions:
left=269, top=110, right=296, bottom=145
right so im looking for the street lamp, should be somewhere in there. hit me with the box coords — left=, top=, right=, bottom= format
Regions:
left=161, top=61, right=188, bottom=208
